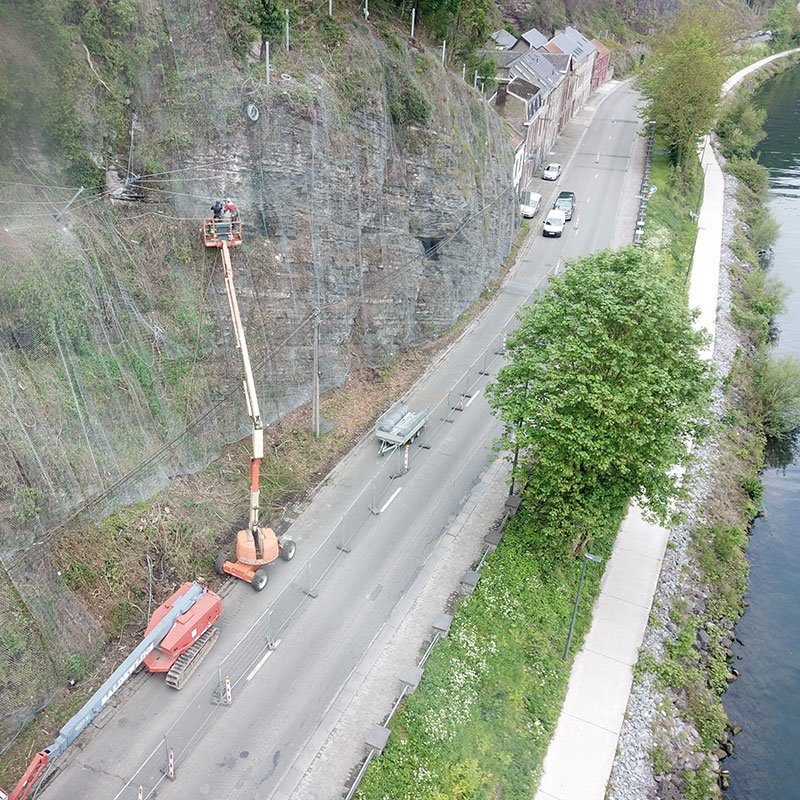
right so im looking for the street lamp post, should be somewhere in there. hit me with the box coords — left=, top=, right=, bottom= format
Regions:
left=563, top=552, right=603, bottom=661
left=509, top=444, right=519, bottom=496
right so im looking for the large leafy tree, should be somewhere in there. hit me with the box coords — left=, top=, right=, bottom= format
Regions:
left=414, top=0, right=498, bottom=54
left=637, top=5, right=737, bottom=166
left=486, top=247, right=713, bottom=556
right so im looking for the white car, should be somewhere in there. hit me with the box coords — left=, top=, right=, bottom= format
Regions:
left=543, top=208, right=566, bottom=237
left=519, top=190, right=543, bottom=218
left=542, top=162, right=562, bottom=181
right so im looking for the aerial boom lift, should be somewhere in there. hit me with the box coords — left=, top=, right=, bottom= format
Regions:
left=0, top=582, right=221, bottom=800
left=202, top=217, right=296, bottom=591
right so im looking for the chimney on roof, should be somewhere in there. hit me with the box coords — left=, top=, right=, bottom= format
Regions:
left=496, top=82, right=508, bottom=108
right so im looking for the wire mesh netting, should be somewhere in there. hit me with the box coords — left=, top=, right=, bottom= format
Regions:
left=0, top=0, right=519, bottom=756
left=0, top=205, right=323, bottom=750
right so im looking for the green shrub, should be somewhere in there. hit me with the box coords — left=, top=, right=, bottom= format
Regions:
left=651, top=743, right=669, bottom=775
left=12, top=488, right=40, bottom=523
left=732, top=267, right=786, bottom=343
left=691, top=524, right=748, bottom=621
left=740, top=474, right=763, bottom=504
left=63, top=651, right=92, bottom=681
left=317, top=16, right=345, bottom=48
left=685, top=678, right=727, bottom=749
left=764, top=0, right=800, bottom=48
left=754, top=355, right=800, bottom=437
left=716, top=95, right=766, bottom=159
left=683, top=759, right=716, bottom=800
left=112, top=600, right=135, bottom=633
left=355, top=507, right=621, bottom=799
left=643, top=148, right=703, bottom=277
left=0, top=4, right=105, bottom=187
left=386, top=63, right=431, bottom=126
left=725, top=158, right=770, bottom=195
left=62, top=561, right=99, bottom=591
left=720, top=408, right=740, bottom=427
left=748, top=213, right=781, bottom=253
left=222, top=4, right=252, bottom=55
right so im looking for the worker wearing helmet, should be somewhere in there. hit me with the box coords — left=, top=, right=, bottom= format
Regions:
left=223, top=198, right=239, bottom=237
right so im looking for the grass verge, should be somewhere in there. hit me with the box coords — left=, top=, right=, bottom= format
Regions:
left=355, top=506, right=624, bottom=800
left=643, top=144, right=703, bottom=279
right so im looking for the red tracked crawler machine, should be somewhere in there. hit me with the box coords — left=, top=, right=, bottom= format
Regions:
left=202, top=216, right=296, bottom=591
left=0, top=582, right=221, bottom=800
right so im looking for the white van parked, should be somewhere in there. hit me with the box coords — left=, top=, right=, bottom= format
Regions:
left=543, top=208, right=566, bottom=237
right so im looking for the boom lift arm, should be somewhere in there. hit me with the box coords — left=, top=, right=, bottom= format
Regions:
left=202, top=217, right=296, bottom=591
left=219, top=241, right=264, bottom=532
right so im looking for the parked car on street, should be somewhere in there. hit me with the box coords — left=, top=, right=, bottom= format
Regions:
left=519, top=190, right=543, bottom=218
left=553, top=190, right=576, bottom=221
left=543, top=208, right=566, bottom=237
left=542, top=163, right=562, bottom=181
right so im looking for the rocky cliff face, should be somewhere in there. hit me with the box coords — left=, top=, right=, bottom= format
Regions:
left=1, top=9, right=515, bottom=539
left=495, top=0, right=679, bottom=36
left=0, top=3, right=515, bottom=746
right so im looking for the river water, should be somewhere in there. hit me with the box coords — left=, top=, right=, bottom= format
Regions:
left=722, top=65, right=800, bottom=799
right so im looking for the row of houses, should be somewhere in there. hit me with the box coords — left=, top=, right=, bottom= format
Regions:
left=486, top=25, right=612, bottom=190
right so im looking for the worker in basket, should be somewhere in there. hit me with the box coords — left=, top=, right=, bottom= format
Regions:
left=214, top=198, right=233, bottom=241
left=223, top=197, right=240, bottom=238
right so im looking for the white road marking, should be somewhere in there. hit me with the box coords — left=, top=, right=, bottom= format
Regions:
left=247, top=638, right=282, bottom=681
left=595, top=173, right=599, bottom=179
left=379, top=487, right=403, bottom=514
left=465, top=389, right=481, bottom=408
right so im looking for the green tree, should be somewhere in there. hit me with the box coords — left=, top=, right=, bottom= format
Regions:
left=251, top=0, right=284, bottom=44
left=486, top=247, right=713, bottom=555
left=220, top=0, right=283, bottom=59
left=637, top=6, right=733, bottom=166
left=416, top=0, right=499, bottom=55
left=764, top=0, right=800, bottom=47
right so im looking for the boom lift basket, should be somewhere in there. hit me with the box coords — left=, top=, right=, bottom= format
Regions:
left=203, top=219, right=243, bottom=247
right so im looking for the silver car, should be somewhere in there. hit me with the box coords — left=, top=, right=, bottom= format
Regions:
left=542, top=163, right=562, bottom=181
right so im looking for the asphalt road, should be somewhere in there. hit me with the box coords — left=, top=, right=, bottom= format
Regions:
left=40, top=80, right=643, bottom=800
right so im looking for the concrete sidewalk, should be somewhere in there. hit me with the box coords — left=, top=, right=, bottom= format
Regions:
left=535, top=506, right=670, bottom=800
left=534, top=49, right=799, bottom=800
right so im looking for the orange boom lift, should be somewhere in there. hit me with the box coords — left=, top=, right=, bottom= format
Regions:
left=202, top=215, right=296, bottom=591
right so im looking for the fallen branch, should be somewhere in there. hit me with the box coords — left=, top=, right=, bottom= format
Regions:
left=82, top=43, right=115, bottom=96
